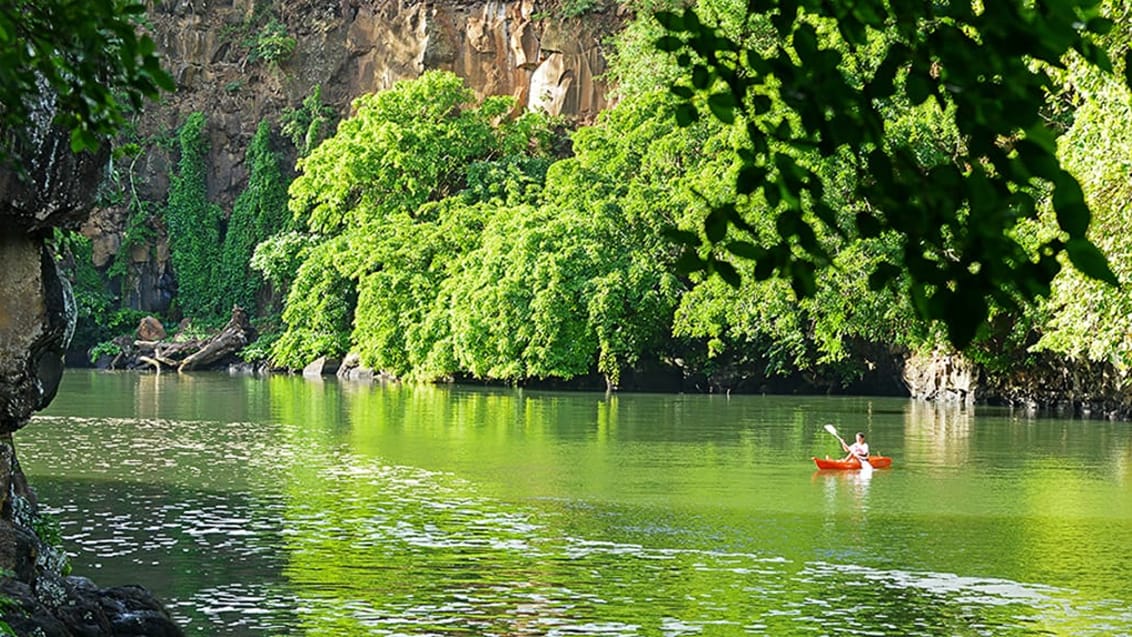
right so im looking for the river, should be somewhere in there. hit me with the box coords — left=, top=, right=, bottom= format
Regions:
left=22, top=370, right=1132, bottom=635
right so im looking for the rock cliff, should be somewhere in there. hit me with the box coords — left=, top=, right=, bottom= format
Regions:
left=83, top=0, right=625, bottom=313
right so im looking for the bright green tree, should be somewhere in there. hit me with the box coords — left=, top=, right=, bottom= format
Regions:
left=658, top=0, right=1124, bottom=348
left=272, top=71, right=558, bottom=370
left=1033, top=5, right=1132, bottom=369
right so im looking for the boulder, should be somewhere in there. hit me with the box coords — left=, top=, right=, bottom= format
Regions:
left=303, top=355, right=341, bottom=378
left=137, top=316, right=167, bottom=341
left=0, top=234, right=75, bottom=433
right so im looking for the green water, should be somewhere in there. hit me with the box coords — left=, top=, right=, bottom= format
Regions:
left=22, top=370, right=1132, bottom=636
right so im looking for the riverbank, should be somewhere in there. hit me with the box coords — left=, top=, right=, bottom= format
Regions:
left=76, top=312, right=1132, bottom=422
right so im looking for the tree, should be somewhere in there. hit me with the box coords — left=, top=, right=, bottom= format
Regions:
left=0, top=0, right=172, bottom=153
left=271, top=71, right=560, bottom=370
left=1032, top=4, right=1132, bottom=368
left=657, top=0, right=1124, bottom=348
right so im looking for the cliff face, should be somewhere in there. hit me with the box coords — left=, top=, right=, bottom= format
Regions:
left=83, top=0, right=624, bottom=312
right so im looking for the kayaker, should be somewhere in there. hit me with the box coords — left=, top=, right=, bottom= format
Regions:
left=841, top=432, right=869, bottom=462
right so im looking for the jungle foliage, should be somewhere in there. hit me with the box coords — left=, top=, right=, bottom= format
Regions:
left=164, top=112, right=290, bottom=325
left=257, top=0, right=1132, bottom=387
left=656, top=0, right=1126, bottom=349
left=53, top=0, right=1132, bottom=389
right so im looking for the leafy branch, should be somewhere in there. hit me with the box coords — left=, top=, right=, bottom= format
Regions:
left=658, top=0, right=1123, bottom=347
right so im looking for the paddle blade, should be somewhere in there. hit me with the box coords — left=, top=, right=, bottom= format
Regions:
left=824, top=424, right=838, bottom=436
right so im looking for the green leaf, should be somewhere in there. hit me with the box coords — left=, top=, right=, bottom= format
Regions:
left=69, top=127, right=99, bottom=153
left=764, top=180, right=781, bottom=208
left=1013, top=139, right=1060, bottom=180
left=1124, top=49, right=1132, bottom=90
left=789, top=260, right=816, bottom=298
left=675, top=249, right=708, bottom=274
left=944, top=287, right=986, bottom=350
left=868, top=262, right=900, bottom=291
left=746, top=50, right=770, bottom=75
left=1052, top=173, right=1090, bottom=238
left=705, top=208, right=728, bottom=243
left=670, top=85, right=694, bottom=99
left=654, top=11, right=684, bottom=32
left=713, top=258, right=741, bottom=288
left=656, top=35, right=684, bottom=52
left=707, top=92, right=738, bottom=124
left=691, top=65, right=711, bottom=89
left=905, top=71, right=932, bottom=105
left=1065, top=238, right=1118, bottom=285
left=725, top=240, right=763, bottom=259
left=661, top=226, right=700, bottom=246
left=855, top=211, right=882, bottom=238
left=1087, top=17, right=1113, bottom=35
left=674, top=103, right=699, bottom=127
left=737, top=164, right=767, bottom=195
left=751, top=94, right=772, bottom=115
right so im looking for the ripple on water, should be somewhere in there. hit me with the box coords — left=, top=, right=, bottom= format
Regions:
left=23, top=414, right=1132, bottom=636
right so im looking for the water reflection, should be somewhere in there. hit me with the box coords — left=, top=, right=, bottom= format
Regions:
left=18, top=372, right=1132, bottom=635
left=904, top=400, right=975, bottom=468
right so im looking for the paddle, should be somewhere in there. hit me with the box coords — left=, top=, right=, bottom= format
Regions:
left=824, top=423, right=872, bottom=469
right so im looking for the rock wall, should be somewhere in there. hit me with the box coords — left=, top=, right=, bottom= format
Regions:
left=83, top=0, right=625, bottom=314
left=902, top=347, right=1132, bottom=420
left=980, top=353, right=1132, bottom=420
left=902, top=349, right=978, bottom=405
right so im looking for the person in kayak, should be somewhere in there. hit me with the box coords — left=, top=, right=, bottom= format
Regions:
left=841, top=431, right=870, bottom=462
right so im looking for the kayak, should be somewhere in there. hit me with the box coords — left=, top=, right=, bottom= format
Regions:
left=812, top=456, right=892, bottom=470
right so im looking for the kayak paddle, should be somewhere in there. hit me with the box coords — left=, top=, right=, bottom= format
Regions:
left=824, top=423, right=872, bottom=469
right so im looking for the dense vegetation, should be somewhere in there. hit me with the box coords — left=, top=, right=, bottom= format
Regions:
left=656, top=0, right=1123, bottom=349
left=61, top=0, right=1132, bottom=395
left=0, top=0, right=171, bottom=154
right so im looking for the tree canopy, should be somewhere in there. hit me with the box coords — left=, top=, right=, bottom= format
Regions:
left=657, top=0, right=1126, bottom=348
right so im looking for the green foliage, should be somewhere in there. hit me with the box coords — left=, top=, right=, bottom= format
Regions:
left=273, top=72, right=567, bottom=372
left=88, top=340, right=123, bottom=363
left=251, top=231, right=318, bottom=290
left=165, top=112, right=225, bottom=322
left=238, top=315, right=282, bottom=363
left=1033, top=10, right=1132, bottom=368
left=107, top=199, right=157, bottom=279
left=0, top=0, right=173, bottom=154
left=658, top=0, right=1123, bottom=349
left=218, top=120, right=292, bottom=314
left=250, top=18, right=296, bottom=65
left=281, top=85, right=337, bottom=157
left=271, top=238, right=355, bottom=368
left=288, top=71, right=518, bottom=234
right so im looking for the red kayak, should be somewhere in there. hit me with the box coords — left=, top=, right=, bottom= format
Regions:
left=812, top=456, right=892, bottom=470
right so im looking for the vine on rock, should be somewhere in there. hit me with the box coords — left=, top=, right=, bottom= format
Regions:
left=165, top=112, right=224, bottom=323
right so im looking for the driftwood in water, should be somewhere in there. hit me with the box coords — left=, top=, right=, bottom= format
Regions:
left=178, top=308, right=255, bottom=371
left=102, top=307, right=255, bottom=373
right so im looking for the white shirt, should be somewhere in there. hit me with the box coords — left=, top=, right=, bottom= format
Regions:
left=848, top=441, right=869, bottom=458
